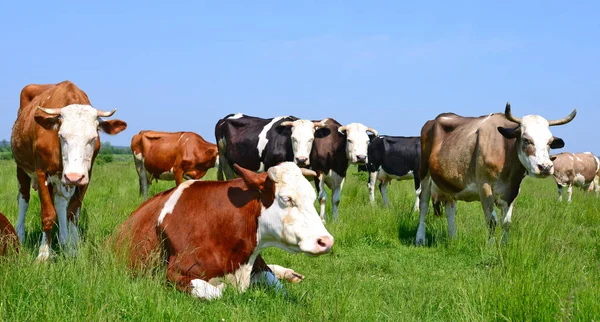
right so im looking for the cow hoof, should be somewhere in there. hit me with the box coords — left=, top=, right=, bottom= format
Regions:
left=415, top=238, right=426, bottom=247
left=283, top=269, right=305, bottom=283
left=36, top=245, right=53, bottom=262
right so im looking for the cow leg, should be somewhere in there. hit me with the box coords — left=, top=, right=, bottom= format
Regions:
left=54, top=183, right=76, bottom=255
left=594, top=176, right=599, bottom=197
left=413, top=178, right=421, bottom=212
left=16, top=167, right=31, bottom=242
left=480, top=183, right=497, bottom=242
left=267, top=264, right=305, bottom=284
left=166, top=260, right=224, bottom=300
left=315, top=174, right=328, bottom=222
left=250, top=255, right=285, bottom=293
left=65, top=185, right=87, bottom=256
left=379, top=179, right=390, bottom=207
left=445, top=201, right=457, bottom=240
left=331, top=172, right=345, bottom=220
left=415, top=176, right=432, bottom=246
left=368, top=171, right=377, bottom=203
left=133, top=153, right=147, bottom=198
left=567, top=184, right=573, bottom=203
left=35, top=170, right=56, bottom=261
left=557, top=184, right=564, bottom=202
left=498, top=194, right=518, bottom=244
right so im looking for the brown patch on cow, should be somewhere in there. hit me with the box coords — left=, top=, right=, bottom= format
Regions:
left=0, top=212, right=19, bottom=256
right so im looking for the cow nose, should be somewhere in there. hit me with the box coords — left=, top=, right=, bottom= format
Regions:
left=315, top=235, right=334, bottom=253
left=295, top=157, right=308, bottom=165
left=537, top=164, right=553, bottom=175
left=356, top=154, right=367, bottom=162
left=64, top=173, right=85, bottom=185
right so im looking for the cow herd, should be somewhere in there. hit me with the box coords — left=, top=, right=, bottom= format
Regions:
left=0, top=80, right=596, bottom=301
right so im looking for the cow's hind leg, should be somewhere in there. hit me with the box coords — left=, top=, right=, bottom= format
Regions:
left=479, top=183, right=498, bottom=243
left=557, top=183, right=564, bottom=202
left=368, top=171, right=377, bottom=203
left=166, top=257, right=224, bottom=300
left=379, top=179, right=391, bottom=207
left=315, top=174, right=328, bottom=222
left=445, top=201, right=457, bottom=240
left=330, top=171, right=345, bottom=220
left=415, top=176, right=432, bottom=246
left=16, top=167, right=31, bottom=243
left=567, top=184, right=573, bottom=203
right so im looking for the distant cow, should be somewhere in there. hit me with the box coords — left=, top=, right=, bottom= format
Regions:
left=0, top=212, right=19, bottom=256
left=214, top=113, right=327, bottom=180
left=416, top=103, right=576, bottom=245
left=310, top=119, right=378, bottom=221
left=131, top=130, right=218, bottom=199
left=114, top=162, right=333, bottom=300
left=552, top=152, right=600, bottom=202
left=359, top=135, right=421, bottom=211
left=11, top=81, right=127, bottom=260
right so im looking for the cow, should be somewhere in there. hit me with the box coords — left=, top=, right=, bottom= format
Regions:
left=131, top=130, right=219, bottom=199
left=214, top=113, right=327, bottom=180
left=551, top=152, right=600, bottom=202
left=0, top=212, right=19, bottom=256
left=11, top=81, right=127, bottom=260
left=416, top=103, right=576, bottom=245
left=114, top=162, right=333, bottom=300
left=310, top=118, right=378, bottom=221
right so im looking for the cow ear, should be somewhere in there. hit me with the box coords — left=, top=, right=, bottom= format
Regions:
left=99, top=119, right=127, bottom=135
left=497, top=126, right=520, bottom=139
left=35, top=114, right=60, bottom=130
left=550, top=155, right=558, bottom=161
left=550, top=137, right=565, bottom=149
left=234, top=164, right=268, bottom=191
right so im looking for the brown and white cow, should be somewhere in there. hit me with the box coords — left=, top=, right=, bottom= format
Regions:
left=310, top=118, right=378, bottom=221
left=114, top=162, right=333, bottom=300
left=11, top=81, right=127, bottom=260
left=552, top=152, right=600, bottom=202
left=131, top=130, right=218, bottom=199
left=416, top=103, right=576, bottom=245
left=0, top=212, right=19, bottom=256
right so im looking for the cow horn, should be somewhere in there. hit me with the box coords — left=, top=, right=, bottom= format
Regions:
left=366, top=127, right=378, bottom=137
left=313, top=120, right=328, bottom=128
left=300, top=168, right=317, bottom=178
left=97, top=109, right=117, bottom=117
left=504, top=102, right=523, bottom=124
left=37, top=106, right=62, bottom=115
left=548, top=109, right=577, bottom=126
left=338, top=126, right=347, bottom=134
left=280, top=121, right=294, bottom=127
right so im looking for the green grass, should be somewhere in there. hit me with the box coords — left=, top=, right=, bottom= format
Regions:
left=0, top=158, right=599, bottom=321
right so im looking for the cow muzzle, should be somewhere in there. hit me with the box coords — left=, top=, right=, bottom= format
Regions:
left=356, top=154, right=367, bottom=164
left=304, top=235, right=334, bottom=256
left=295, top=157, right=309, bottom=166
left=537, top=164, right=554, bottom=176
left=63, top=172, right=88, bottom=186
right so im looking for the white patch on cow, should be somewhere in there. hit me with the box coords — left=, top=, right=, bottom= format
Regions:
left=517, top=115, right=555, bottom=177
left=576, top=156, right=582, bottom=162
left=157, top=180, right=196, bottom=225
left=134, top=152, right=143, bottom=161
left=574, top=173, right=586, bottom=187
left=227, top=113, right=244, bottom=120
left=190, top=279, right=224, bottom=300
left=340, top=123, right=373, bottom=164
left=286, top=119, right=317, bottom=165
left=255, top=162, right=333, bottom=255
left=568, top=155, right=574, bottom=161
left=37, top=232, right=51, bottom=261
left=257, top=116, right=286, bottom=159
left=16, top=192, right=28, bottom=242
left=214, top=263, right=254, bottom=292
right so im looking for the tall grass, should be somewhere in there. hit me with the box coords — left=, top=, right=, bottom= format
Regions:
left=0, top=159, right=598, bottom=321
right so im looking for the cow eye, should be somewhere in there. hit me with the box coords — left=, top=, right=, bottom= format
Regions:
left=522, top=138, right=531, bottom=145
left=348, top=139, right=354, bottom=144
left=280, top=196, right=293, bottom=205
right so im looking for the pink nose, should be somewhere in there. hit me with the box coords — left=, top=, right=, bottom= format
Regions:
left=64, top=173, right=85, bottom=185
left=315, top=235, right=334, bottom=253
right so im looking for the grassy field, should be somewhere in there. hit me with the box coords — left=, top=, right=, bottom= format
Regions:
left=0, top=157, right=599, bottom=321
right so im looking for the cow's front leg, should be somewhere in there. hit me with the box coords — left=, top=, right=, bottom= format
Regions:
left=330, top=171, right=345, bottom=220
left=379, top=179, right=390, bottom=207
left=315, top=174, right=328, bottom=222
left=66, top=185, right=87, bottom=256
left=166, top=256, right=224, bottom=300
left=35, top=170, right=56, bottom=261
left=55, top=182, right=76, bottom=256
left=16, top=167, right=31, bottom=242
left=415, top=176, right=432, bottom=246
left=267, top=264, right=305, bottom=283
left=368, top=171, right=377, bottom=203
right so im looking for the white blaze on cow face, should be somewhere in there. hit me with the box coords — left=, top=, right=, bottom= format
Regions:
left=282, top=120, right=317, bottom=166
left=339, top=123, right=375, bottom=164
left=517, top=115, right=558, bottom=177
left=257, top=162, right=334, bottom=255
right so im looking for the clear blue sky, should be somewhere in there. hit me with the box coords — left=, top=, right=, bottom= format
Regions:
left=1, top=1, right=598, bottom=153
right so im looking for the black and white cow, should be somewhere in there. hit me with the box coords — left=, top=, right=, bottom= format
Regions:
left=215, top=113, right=327, bottom=179
left=310, top=118, right=378, bottom=221
left=358, top=135, right=421, bottom=211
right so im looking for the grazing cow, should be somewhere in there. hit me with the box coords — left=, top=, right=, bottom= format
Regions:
left=114, top=162, right=333, bottom=300
left=310, top=118, right=378, bottom=221
left=552, top=152, right=600, bottom=202
left=0, top=212, right=19, bottom=256
left=214, top=113, right=327, bottom=180
left=11, top=81, right=127, bottom=260
left=416, top=103, right=576, bottom=245
left=131, top=130, right=219, bottom=199
left=359, top=135, right=421, bottom=211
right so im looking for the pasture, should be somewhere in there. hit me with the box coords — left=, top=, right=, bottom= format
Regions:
left=0, top=157, right=599, bottom=321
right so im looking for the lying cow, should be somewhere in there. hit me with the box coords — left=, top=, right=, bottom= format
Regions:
left=358, top=135, right=421, bottom=211
left=11, top=81, right=127, bottom=260
left=214, top=113, right=327, bottom=180
left=131, top=130, right=218, bottom=199
left=552, top=152, right=600, bottom=202
left=114, top=162, right=333, bottom=300
left=417, top=103, right=576, bottom=245
left=310, top=119, right=378, bottom=221
left=0, top=212, right=19, bottom=256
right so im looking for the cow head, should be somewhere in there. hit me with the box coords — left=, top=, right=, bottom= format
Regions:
left=35, top=104, right=127, bottom=185
left=235, top=162, right=333, bottom=256
left=338, top=123, right=378, bottom=164
left=498, top=102, right=576, bottom=177
left=280, top=119, right=327, bottom=166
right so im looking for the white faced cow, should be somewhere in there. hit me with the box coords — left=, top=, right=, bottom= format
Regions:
left=417, top=103, right=576, bottom=245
